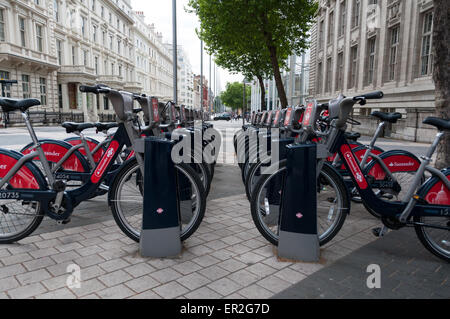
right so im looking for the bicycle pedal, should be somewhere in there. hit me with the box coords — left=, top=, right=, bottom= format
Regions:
left=57, top=218, right=71, bottom=225
left=372, top=226, right=388, bottom=238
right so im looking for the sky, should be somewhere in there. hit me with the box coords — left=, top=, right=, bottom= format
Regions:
left=130, top=0, right=243, bottom=94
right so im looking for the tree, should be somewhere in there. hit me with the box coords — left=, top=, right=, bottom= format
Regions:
left=432, top=0, right=450, bottom=168
left=188, top=0, right=317, bottom=108
left=220, top=82, right=251, bottom=111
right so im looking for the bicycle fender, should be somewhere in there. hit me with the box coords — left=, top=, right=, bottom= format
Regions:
left=0, top=148, right=48, bottom=190
left=21, top=139, right=90, bottom=173
left=363, top=150, right=421, bottom=180
left=416, top=168, right=450, bottom=205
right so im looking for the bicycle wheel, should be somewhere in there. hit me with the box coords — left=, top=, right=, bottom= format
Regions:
left=0, top=152, right=45, bottom=243
left=109, top=158, right=206, bottom=242
left=189, top=162, right=212, bottom=197
left=414, top=215, right=450, bottom=262
left=250, top=160, right=350, bottom=246
left=363, top=151, right=422, bottom=218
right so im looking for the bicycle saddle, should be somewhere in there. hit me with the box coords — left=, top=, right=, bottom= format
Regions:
left=62, top=122, right=97, bottom=134
left=371, top=111, right=402, bottom=123
left=423, top=117, right=450, bottom=131
left=0, top=98, right=41, bottom=113
left=94, top=122, right=119, bottom=132
left=345, top=132, right=361, bottom=142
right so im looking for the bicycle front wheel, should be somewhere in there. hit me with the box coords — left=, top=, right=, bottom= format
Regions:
left=250, top=160, right=350, bottom=246
left=109, top=159, right=206, bottom=242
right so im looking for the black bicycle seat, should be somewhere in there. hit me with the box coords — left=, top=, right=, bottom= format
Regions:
left=371, top=111, right=402, bottom=123
left=0, top=98, right=41, bottom=113
left=423, top=117, right=450, bottom=131
left=95, top=122, right=119, bottom=132
left=62, top=122, right=97, bottom=134
left=345, top=132, right=361, bottom=141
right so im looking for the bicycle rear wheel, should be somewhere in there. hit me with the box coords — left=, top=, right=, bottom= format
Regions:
left=109, top=158, right=206, bottom=242
left=250, top=160, right=350, bottom=246
left=414, top=215, right=450, bottom=262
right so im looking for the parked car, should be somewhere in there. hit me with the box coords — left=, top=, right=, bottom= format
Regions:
left=213, top=113, right=232, bottom=121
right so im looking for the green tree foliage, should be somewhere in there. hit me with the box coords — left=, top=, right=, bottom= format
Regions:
left=220, top=82, right=251, bottom=111
left=188, top=0, right=317, bottom=108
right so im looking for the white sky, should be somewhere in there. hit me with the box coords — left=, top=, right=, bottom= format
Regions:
left=130, top=0, right=243, bottom=94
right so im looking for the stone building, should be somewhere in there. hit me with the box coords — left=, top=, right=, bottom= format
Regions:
left=0, top=0, right=177, bottom=123
left=309, top=0, right=436, bottom=142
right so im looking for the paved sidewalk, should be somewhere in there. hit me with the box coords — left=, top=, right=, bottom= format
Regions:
left=0, top=194, right=380, bottom=299
left=274, top=228, right=449, bottom=299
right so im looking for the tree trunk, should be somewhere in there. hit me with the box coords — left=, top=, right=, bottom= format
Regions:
left=433, top=0, right=450, bottom=169
left=260, top=13, right=289, bottom=109
left=268, top=46, right=289, bottom=109
left=257, top=74, right=267, bottom=111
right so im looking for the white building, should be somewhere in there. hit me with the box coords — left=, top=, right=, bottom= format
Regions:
left=0, top=0, right=179, bottom=122
left=133, top=11, right=175, bottom=101
left=173, top=46, right=194, bottom=108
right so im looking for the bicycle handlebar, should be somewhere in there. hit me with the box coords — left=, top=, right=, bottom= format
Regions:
left=79, top=84, right=111, bottom=94
left=354, top=91, right=384, bottom=101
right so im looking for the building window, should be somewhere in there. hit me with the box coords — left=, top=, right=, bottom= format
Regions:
left=94, top=56, right=98, bottom=74
left=92, top=0, right=96, bottom=12
left=56, top=40, right=62, bottom=64
left=110, top=35, right=113, bottom=50
left=118, top=65, right=122, bottom=77
left=101, top=6, right=104, bottom=18
left=367, top=37, right=376, bottom=85
left=328, top=11, right=334, bottom=44
left=36, top=25, right=43, bottom=52
left=58, top=84, right=63, bottom=109
left=388, top=26, right=399, bottom=81
left=19, top=17, right=26, bottom=47
left=54, top=0, right=59, bottom=22
left=317, top=62, right=323, bottom=94
left=83, top=50, right=88, bottom=66
left=93, top=25, right=97, bottom=42
left=111, top=63, right=114, bottom=75
left=349, top=45, right=358, bottom=88
left=39, top=78, right=47, bottom=106
left=351, top=0, right=360, bottom=28
left=72, top=46, right=76, bottom=65
left=318, top=20, right=324, bottom=50
left=22, top=74, right=30, bottom=99
left=326, top=57, right=332, bottom=93
left=0, top=71, right=11, bottom=97
left=104, top=60, right=108, bottom=74
left=420, top=11, right=433, bottom=76
left=103, top=96, right=109, bottom=110
left=336, top=52, right=344, bottom=91
left=81, top=17, right=87, bottom=37
left=0, top=9, right=5, bottom=42
left=339, top=0, right=346, bottom=37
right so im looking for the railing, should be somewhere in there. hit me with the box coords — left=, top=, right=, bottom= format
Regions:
left=3, top=110, right=85, bottom=126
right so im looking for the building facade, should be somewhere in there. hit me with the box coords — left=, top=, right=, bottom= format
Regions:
left=0, top=0, right=177, bottom=123
left=193, top=74, right=208, bottom=111
left=134, top=11, right=174, bottom=102
left=309, top=0, right=436, bottom=142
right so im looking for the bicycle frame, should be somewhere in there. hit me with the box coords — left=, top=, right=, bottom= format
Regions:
left=0, top=121, right=133, bottom=220
left=333, top=129, right=450, bottom=222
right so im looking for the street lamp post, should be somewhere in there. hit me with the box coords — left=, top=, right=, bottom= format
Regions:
left=172, top=0, right=177, bottom=104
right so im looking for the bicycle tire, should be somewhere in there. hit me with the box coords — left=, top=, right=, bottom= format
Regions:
left=250, top=160, right=350, bottom=246
left=109, top=158, right=206, bottom=242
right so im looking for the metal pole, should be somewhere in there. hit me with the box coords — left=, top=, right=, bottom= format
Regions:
left=299, top=53, right=306, bottom=105
left=172, top=0, right=178, bottom=104
left=242, top=81, right=246, bottom=126
left=209, top=54, right=212, bottom=114
left=200, top=40, right=203, bottom=111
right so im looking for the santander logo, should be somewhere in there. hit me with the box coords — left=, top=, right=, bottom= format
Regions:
left=91, top=141, right=119, bottom=184
left=0, top=165, right=7, bottom=170
left=389, top=162, right=415, bottom=167
left=45, top=151, right=61, bottom=157
left=341, top=144, right=368, bottom=190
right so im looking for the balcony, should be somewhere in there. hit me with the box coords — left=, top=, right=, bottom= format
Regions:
left=97, top=75, right=125, bottom=88
left=0, top=42, right=59, bottom=71
left=58, top=65, right=96, bottom=83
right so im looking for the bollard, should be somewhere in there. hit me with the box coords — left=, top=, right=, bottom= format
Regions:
left=278, top=143, right=319, bottom=262
left=137, top=137, right=182, bottom=258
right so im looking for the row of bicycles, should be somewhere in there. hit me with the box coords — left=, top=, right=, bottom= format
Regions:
left=235, top=91, right=450, bottom=262
left=0, top=84, right=218, bottom=244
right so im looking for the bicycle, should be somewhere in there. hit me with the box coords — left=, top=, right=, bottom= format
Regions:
left=251, top=91, right=449, bottom=262
left=0, top=84, right=206, bottom=243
